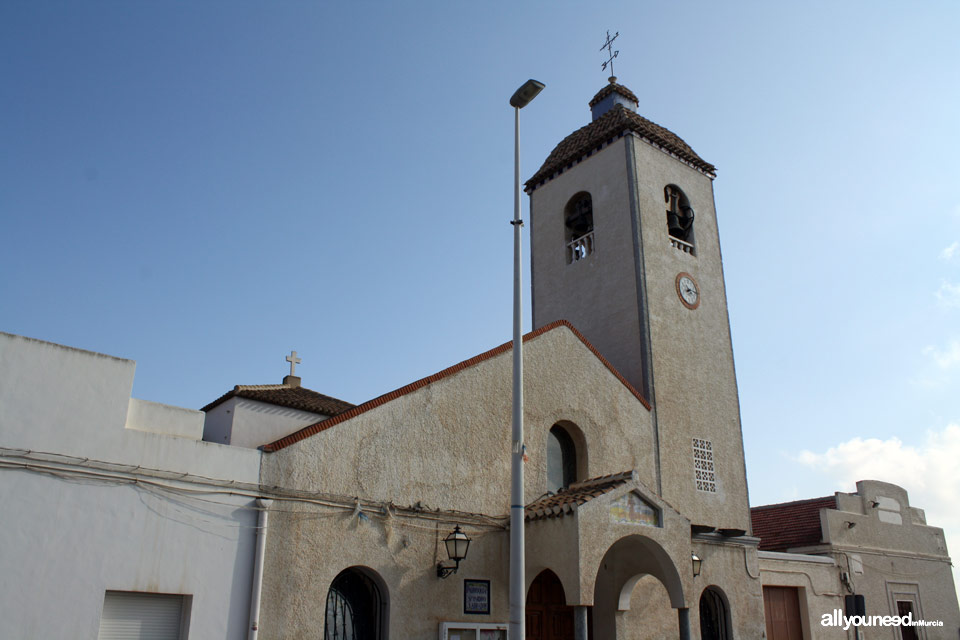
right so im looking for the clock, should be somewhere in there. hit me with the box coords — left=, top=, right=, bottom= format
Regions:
left=676, top=273, right=700, bottom=309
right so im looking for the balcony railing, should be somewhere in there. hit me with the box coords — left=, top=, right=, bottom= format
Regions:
left=670, top=236, right=694, bottom=254
left=566, top=232, right=594, bottom=264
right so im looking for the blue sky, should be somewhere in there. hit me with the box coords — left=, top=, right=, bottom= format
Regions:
left=2, top=0, right=959, bottom=551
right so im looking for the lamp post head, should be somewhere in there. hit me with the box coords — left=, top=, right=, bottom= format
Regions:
left=510, top=79, right=545, bottom=109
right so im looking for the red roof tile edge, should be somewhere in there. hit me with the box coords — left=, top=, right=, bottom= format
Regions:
left=262, top=320, right=651, bottom=452
left=750, top=495, right=837, bottom=551
left=751, top=495, right=836, bottom=511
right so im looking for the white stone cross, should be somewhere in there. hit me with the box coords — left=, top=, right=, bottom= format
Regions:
left=286, top=350, right=301, bottom=377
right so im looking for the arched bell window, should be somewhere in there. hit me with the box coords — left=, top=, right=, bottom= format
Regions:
left=665, top=184, right=696, bottom=253
left=564, top=192, right=594, bottom=263
left=547, top=425, right=578, bottom=493
left=325, top=567, right=386, bottom=640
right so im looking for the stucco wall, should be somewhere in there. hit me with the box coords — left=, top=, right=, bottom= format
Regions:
left=258, top=326, right=664, bottom=637
left=530, top=136, right=647, bottom=394
left=261, top=326, right=656, bottom=514
left=690, top=536, right=767, bottom=639
left=815, top=481, right=960, bottom=635
left=527, top=128, right=751, bottom=533
left=628, top=134, right=750, bottom=534
left=127, top=397, right=205, bottom=440
left=1, top=469, right=259, bottom=639
left=0, top=332, right=263, bottom=639
left=758, top=551, right=846, bottom=639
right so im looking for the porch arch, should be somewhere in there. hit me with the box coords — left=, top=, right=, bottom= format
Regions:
left=593, top=534, right=686, bottom=638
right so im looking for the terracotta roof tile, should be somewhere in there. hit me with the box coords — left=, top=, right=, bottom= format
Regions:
left=750, top=496, right=836, bottom=551
left=262, top=320, right=650, bottom=452
left=525, top=471, right=634, bottom=521
left=588, top=81, right=639, bottom=108
left=525, top=104, right=716, bottom=191
left=201, top=384, right=354, bottom=416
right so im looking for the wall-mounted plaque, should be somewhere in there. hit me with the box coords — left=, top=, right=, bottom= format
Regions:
left=464, top=579, right=491, bottom=615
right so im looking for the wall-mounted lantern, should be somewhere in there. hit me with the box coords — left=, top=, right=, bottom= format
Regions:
left=437, top=525, right=471, bottom=579
left=691, top=552, right=702, bottom=578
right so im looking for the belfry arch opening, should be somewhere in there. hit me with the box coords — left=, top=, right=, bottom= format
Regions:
left=565, top=191, right=595, bottom=263
left=665, top=184, right=695, bottom=253
left=324, top=566, right=388, bottom=640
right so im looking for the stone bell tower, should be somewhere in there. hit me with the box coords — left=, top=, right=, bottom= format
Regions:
left=526, top=78, right=750, bottom=531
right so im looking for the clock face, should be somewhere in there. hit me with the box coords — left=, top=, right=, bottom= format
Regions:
left=676, top=273, right=700, bottom=309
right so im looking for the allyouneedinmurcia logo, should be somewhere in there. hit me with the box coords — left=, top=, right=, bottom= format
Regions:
left=821, top=609, right=943, bottom=631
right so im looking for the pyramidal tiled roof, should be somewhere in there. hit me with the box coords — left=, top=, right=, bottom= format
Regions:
left=588, top=81, right=638, bottom=108
left=201, top=384, right=355, bottom=417
left=525, top=101, right=716, bottom=191
left=525, top=471, right=634, bottom=521
left=750, top=496, right=836, bottom=551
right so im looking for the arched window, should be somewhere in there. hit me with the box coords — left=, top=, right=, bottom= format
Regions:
left=325, top=567, right=385, bottom=640
left=565, top=192, right=594, bottom=263
left=547, top=425, right=577, bottom=493
left=665, top=185, right=695, bottom=253
left=699, top=586, right=732, bottom=640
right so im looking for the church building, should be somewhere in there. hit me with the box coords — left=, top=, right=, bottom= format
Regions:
left=2, top=76, right=958, bottom=640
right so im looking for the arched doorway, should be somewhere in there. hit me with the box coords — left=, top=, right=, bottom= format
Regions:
left=699, top=586, right=731, bottom=640
left=324, top=566, right=387, bottom=640
left=526, top=569, right=574, bottom=640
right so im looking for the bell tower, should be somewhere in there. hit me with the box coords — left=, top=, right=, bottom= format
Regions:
left=526, top=78, right=750, bottom=531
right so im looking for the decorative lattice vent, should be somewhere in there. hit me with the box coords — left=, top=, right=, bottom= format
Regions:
left=692, top=438, right=717, bottom=493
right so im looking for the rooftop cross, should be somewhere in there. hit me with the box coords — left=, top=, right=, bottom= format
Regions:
left=600, top=30, right=620, bottom=80
left=285, top=350, right=301, bottom=377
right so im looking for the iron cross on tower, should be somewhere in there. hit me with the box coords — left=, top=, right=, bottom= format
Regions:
left=600, top=30, right=620, bottom=79
left=286, top=350, right=301, bottom=377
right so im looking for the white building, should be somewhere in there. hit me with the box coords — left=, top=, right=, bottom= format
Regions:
left=0, top=332, right=262, bottom=638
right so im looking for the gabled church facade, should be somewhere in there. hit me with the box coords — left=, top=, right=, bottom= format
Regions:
left=2, top=78, right=958, bottom=640
left=254, top=78, right=769, bottom=638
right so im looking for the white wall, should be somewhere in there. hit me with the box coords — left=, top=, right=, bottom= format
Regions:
left=0, top=332, right=263, bottom=639
left=203, top=397, right=327, bottom=449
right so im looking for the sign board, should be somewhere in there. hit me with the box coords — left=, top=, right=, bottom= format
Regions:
left=464, top=579, right=491, bottom=615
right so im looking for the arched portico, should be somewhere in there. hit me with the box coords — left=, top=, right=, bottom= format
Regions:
left=593, top=535, right=687, bottom=639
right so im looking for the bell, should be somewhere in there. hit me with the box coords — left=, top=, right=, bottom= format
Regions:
left=667, top=211, right=685, bottom=237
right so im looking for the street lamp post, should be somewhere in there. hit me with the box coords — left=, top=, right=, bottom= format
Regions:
left=508, top=78, right=544, bottom=640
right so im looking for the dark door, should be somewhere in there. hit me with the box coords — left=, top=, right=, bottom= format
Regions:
left=897, top=601, right=919, bottom=640
left=763, top=586, right=803, bottom=640
left=526, top=570, right=575, bottom=640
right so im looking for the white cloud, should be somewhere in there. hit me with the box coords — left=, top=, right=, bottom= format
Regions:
left=941, top=241, right=959, bottom=261
left=798, top=425, right=960, bottom=597
left=923, top=340, right=960, bottom=369
left=935, top=281, right=960, bottom=308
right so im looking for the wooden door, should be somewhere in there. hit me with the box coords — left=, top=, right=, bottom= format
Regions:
left=526, top=570, right=574, bottom=640
left=763, top=586, right=803, bottom=640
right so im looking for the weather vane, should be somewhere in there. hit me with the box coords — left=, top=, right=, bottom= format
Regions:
left=600, top=30, right=620, bottom=80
